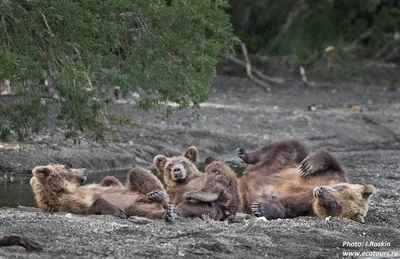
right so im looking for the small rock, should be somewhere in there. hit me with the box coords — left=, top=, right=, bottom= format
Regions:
left=325, top=216, right=331, bottom=221
left=256, top=217, right=268, bottom=222
left=178, top=249, right=186, bottom=257
left=65, top=213, right=72, bottom=218
left=128, top=141, right=134, bottom=146
left=349, top=105, right=362, bottom=112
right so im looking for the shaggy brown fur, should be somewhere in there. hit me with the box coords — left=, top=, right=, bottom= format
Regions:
left=311, top=183, right=376, bottom=223
left=154, top=146, right=205, bottom=206
left=237, top=139, right=310, bottom=174
left=154, top=148, right=242, bottom=220
left=100, top=176, right=124, bottom=187
left=30, top=165, right=173, bottom=221
left=238, top=140, right=376, bottom=222
left=175, top=158, right=242, bottom=221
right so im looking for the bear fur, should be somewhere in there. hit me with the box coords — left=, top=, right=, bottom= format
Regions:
left=175, top=157, right=242, bottom=220
left=154, top=147, right=241, bottom=220
left=237, top=140, right=376, bottom=223
left=154, top=146, right=205, bottom=206
left=30, top=165, right=173, bottom=221
left=99, top=176, right=124, bottom=188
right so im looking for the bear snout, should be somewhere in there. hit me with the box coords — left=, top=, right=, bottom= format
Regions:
left=313, top=186, right=324, bottom=198
left=173, top=167, right=183, bottom=179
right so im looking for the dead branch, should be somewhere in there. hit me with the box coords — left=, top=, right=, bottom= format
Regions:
left=299, top=66, right=316, bottom=86
left=343, top=30, right=371, bottom=52
left=373, top=38, right=400, bottom=60
left=283, top=0, right=303, bottom=31
left=299, top=66, right=308, bottom=84
left=227, top=42, right=284, bottom=91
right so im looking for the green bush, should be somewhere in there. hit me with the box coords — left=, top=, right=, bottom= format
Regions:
left=0, top=0, right=238, bottom=142
left=229, top=0, right=400, bottom=64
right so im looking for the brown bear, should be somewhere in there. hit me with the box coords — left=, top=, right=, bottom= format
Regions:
left=154, top=146, right=205, bottom=206
left=174, top=157, right=242, bottom=221
left=30, top=164, right=173, bottom=221
left=154, top=147, right=242, bottom=220
left=237, top=140, right=376, bottom=223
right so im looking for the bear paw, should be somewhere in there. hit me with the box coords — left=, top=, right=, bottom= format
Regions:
left=165, top=204, right=176, bottom=223
left=251, top=202, right=263, bottom=217
left=114, top=208, right=128, bottom=219
left=251, top=202, right=285, bottom=220
left=147, top=190, right=166, bottom=203
left=237, top=147, right=249, bottom=163
left=299, top=151, right=330, bottom=177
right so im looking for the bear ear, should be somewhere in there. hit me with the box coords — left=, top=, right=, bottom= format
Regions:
left=204, top=156, right=221, bottom=167
left=32, top=166, right=52, bottom=179
left=154, top=155, right=168, bottom=175
left=184, top=146, right=198, bottom=164
left=362, top=184, right=376, bottom=200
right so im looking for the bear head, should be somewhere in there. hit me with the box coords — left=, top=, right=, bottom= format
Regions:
left=154, top=146, right=199, bottom=185
left=312, top=183, right=376, bottom=223
left=31, top=164, right=88, bottom=194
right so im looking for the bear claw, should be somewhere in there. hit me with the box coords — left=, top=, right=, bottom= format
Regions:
left=251, top=202, right=263, bottom=217
left=147, top=190, right=166, bottom=203
left=237, top=148, right=249, bottom=163
left=114, top=208, right=128, bottom=219
left=299, top=159, right=326, bottom=178
left=165, top=204, right=176, bottom=223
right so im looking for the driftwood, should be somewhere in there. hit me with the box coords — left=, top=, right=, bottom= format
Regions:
left=0, top=235, right=43, bottom=251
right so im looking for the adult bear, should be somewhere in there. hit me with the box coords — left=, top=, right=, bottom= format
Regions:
left=237, top=140, right=376, bottom=223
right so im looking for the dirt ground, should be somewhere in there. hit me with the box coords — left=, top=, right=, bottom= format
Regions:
left=0, top=74, right=400, bottom=258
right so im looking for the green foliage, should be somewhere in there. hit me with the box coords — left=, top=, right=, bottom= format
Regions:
left=230, top=0, right=400, bottom=64
left=0, top=0, right=238, bottom=142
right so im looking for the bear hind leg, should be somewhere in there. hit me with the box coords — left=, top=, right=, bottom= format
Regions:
left=251, top=201, right=285, bottom=220
left=88, top=198, right=127, bottom=219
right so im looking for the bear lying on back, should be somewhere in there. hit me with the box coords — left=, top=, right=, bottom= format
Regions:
left=154, top=146, right=204, bottom=206
left=175, top=157, right=242, bottom=220
left=237, top=140, right=376, bottom=223
left=30, top=165, right=173, bottom=221
left=154, top=147, right=241, bottom=220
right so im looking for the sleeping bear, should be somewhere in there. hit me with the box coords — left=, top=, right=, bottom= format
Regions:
left=237, top=140, right=376, bottom=223
left=30, top=165, right=173, bottom=221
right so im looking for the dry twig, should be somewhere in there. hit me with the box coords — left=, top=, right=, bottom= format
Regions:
left=227, top=42, right=284, bottom=91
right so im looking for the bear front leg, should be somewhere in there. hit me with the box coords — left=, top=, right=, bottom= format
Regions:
left=147, top=190, right=170, bottom=209
left=0, top=235, right=43, bottom=251
left=237, top=147, right=256, bottom=164
left=88, top=198, right=127, bottom=219
left=174, top=201, right=221, bottom=220
left=183, top=191, right=219, bottom=203
left=240, top=140, right=310, bottom=166
left=251, top=201, right=285, bottom=220
left=299, top=150, right=345, bottom=179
